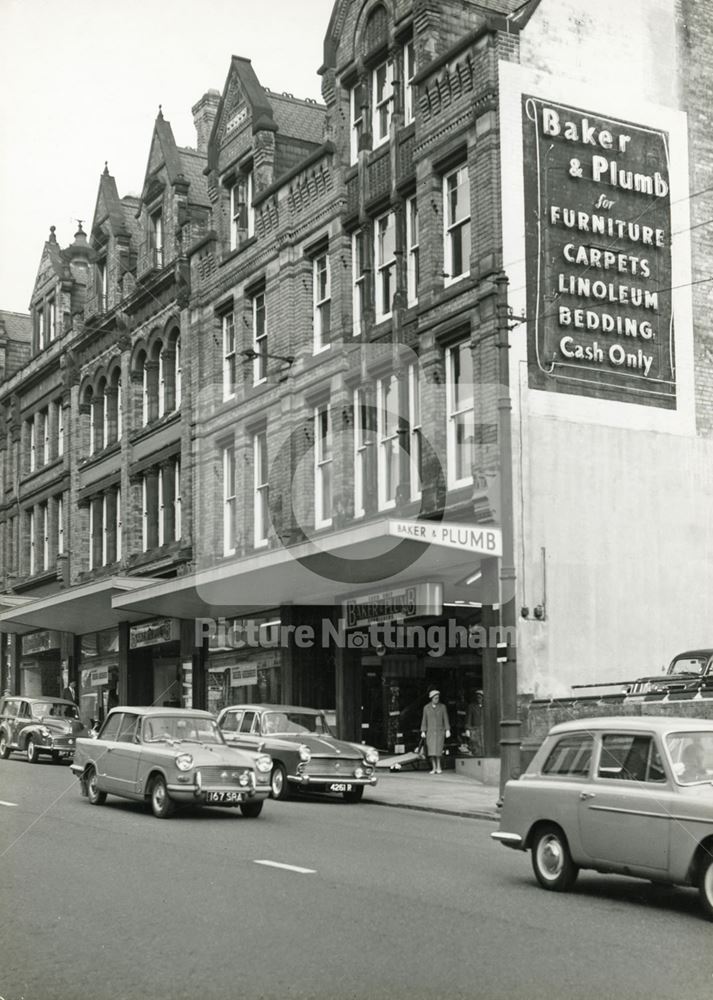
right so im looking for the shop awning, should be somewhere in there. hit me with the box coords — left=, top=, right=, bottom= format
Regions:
left=112, top=518, right=499, bottom=621
left=0, top=576, right=161, bottom=635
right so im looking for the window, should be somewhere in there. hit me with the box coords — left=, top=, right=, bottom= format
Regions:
left=142, top=362, right=149, bottom=426
left=56, top=401, right=64, bottom=457
left=313, top=253, right=331, bottom=352
left=444, top=163, right=470, bottom=284
left=254, top=431, right=269, bottom=547
left=151, top=210, right=163, bottom=267
left=29, top=419, right=36, bottom=473
left=406, top=196, right=419, bottom=306
left=223, top=444, right=236, bottom=555
left=116, top=488, right=122, bottom=562
left=40, top=502, right=49, bottom=571
left=408, top=364, right=422, bottom=500
left=353, top=388, right=369, bottom=519
left=57, top=495, right=64, bottom=555
left=40, top=409, right=49, bottom=466
left=244, top=171, right=255, bottom=239
left=377, top=375, right=400, bottom=510
left=352, top=230, right=367, bottom=336
left=446, top=340, right=474, bottom=488
left=229, top=171, right=255, bottom=245
left=97, top=259, right=108, bottom=311
left=598, top=734, right=666, bottom=782
left=48, top=298, right=57, bottom=343
left=141, top=474, right=159, bottom=553
left=174, top=462, right=181, bottom=542
left=253, top=292, right=267, bottom=384
left=158, top=461, right=180, bottom=547
left=158, top=347, right=167, bottom=417
left=314, top=404, right=333, bottom=529
left=229, top=181, right=242, bottom=251
left=375, top=211, right=396, bottom=322
left=222, top=313, right=237, bottom=400
left=37, top=307, right=45, bottom=350
left=372, top=59, right=393, bottom=147
left=350, top=80, right=365, bottom=164
left=29, top=509, right=36, bottom=575
left=174, top=340, right=182, bottom=409
left=542, top=734, right=594, bottom=777
left=403, top=40, right=416, bottom=124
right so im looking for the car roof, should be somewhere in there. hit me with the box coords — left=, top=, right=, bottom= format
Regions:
left=10, top=696, right=75, bottom=705
left=219, top=704, right=322, bottom=715
left=107, top=706, right=215, bottom=718
left=549, top=716, right=713, bottom=735
left=670, top=649, right=713, bottom=658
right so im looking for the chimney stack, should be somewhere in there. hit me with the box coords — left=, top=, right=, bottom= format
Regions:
left=192, top=89, right=221, bottom=154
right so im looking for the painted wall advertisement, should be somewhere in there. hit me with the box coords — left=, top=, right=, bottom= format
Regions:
left=522, top=95, right=675, bottom=407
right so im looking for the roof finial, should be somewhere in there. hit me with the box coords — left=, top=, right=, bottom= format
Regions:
left=103, top=161, right=109, bottom=175
left=75, top=219, right=85, bottom=234
left=158, top=104, right=163, bottom=119
left=49, top=225, right=57, bottom=243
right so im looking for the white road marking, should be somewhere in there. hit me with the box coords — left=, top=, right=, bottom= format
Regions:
left=254, top=859, right=316, bottom=874
left=0, top=800, right=18, bottom=808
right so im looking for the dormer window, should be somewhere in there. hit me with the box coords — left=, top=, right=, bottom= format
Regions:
left=97, top=259, right=108, bottom=312
left=228, top=170, right=254, bottom=249
left=150, top=210, right=163, bottom=267
left=48, top=297, right=57, bottom=343
left=37, top=307, right=45, bottom=351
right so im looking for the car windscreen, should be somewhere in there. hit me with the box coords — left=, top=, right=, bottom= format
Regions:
left=32, top=702, right=80, bottom=720
left=665, top=731, right=713, bottom=785
left=262, top=711, right=332, bottom=736
left=142, top=716, right=224, bottom=744
left=669, top=656, right=706, bottom=676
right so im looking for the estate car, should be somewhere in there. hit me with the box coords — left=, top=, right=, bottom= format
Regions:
left=216, top=704, right=379, bottom=802
left=71, top=706, right=272, bottom=818
left=0, top=696, right=88, bottom=763
left=492, top=717, right=713, bottom=920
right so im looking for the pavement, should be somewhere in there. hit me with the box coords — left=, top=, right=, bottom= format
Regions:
left=364, top=766, right=500, bottom=820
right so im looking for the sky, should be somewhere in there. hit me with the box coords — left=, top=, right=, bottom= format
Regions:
left=0, top=0, right=336, bottom=314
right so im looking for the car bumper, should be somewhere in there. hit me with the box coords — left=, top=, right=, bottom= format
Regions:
left=491, top=831, right=524, bottom=849
left=289, top=774, right=378, bottom=788
left=166, top=783, right=271, bottom=805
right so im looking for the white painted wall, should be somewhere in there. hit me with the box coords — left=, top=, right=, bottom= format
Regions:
left=497, top=5, right=713, bottom=697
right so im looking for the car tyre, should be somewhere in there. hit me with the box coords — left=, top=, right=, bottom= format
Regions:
left=270, top=763, right=290, bottom=801
left=86, top=766, right=107, bottom=805
left=240, top=800, right=264, bottom=818
left=699, top=854, right=713, bottom=921
left=0, top=733, right=10, bottom=759
left=26, top=739, right=40, bottom=764
left=343, top=786, right=364, bottom=803
left=531, top=824, right=579, bottom=892
left=149, top=775, right=175, bottom=819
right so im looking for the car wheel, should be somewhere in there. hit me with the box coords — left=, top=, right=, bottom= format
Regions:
left=531, top=824, right=579, bottom=892
left=270, top=763, right=289, bottom=800
left=343, top=786, right=364, bottom=803
left=86, top=766, right=107, bottom=805
left=149, top=775, right=175, bottom=819
left=26, top=739, right=40, bottom=764
left=699, top=854, right=713, bottom=921
left=240, top=800, right=264, bottom=818
left=0, top=733, right=10, bottom=759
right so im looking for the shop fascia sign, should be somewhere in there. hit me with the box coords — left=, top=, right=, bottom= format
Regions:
left=342, top=581, right=443, bottom=630
left=129, top=618, right=179, bottom=649
left=21, top=630, right=61, bottom=655
left=230, top=662, right=259, bottom=687
left=387, top=519, right=503, bottom=557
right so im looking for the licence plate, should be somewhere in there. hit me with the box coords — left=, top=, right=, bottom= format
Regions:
left=205, top=791, right=243, bottom=804
left=327, top=782, right=353, bottom=793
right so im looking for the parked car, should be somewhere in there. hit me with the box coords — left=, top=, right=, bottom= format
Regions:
left=492, top=717, right=713, bottom=920
left=626, top=649, right=713, bottom=695
left=216, top=703, right=379, bottom=802
left=71, top=706, right=272, bottom=819
left=0, top=696, right=88, bottom=763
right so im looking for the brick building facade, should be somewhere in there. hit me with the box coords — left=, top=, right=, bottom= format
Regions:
left=1, top=0, right=712, bottom=769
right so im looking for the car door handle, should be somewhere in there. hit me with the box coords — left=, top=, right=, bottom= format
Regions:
left=579, top=791, right=595, bottom=800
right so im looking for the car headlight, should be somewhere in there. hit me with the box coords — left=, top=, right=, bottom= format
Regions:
left=364, top=749, right=379, bottom=765
left=38, top=726, right=51, bottom=738
left=175, top=753, right=194, bottom=771
left=255, top=754, right=272, bottom=773
left=298, top=744, right=311, bottom=763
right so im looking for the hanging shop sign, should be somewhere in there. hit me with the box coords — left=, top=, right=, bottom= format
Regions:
left=522, top=95, right=674, bottom=407
left=388, top=519, right=502, bottom=557
left=129, top=618, right=179, bottom=649
left=83, top=666, right=110, bottom=687
left=342, top=582, right=443, bottom=629
left=230, top=662, right=259, bottom=688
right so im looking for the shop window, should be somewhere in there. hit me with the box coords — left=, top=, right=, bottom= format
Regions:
left=443, top=163, right=470, bottom=285
left=445, top=340, right=474, bottom=489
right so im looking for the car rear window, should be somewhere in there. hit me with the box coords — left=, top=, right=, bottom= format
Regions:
left=542, top=733, right=594, bottom=777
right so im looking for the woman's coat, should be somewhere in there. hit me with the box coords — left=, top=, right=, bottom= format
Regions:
left=420, top=701, right=450, bottom=756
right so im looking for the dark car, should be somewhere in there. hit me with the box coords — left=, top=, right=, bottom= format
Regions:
left=216, top=704, right=379, bottom=802
left=627, top=649, right=713, bottom=695
left=0, top=696, right=88, bottom=763
left=71, top=706, right=272, bottom=819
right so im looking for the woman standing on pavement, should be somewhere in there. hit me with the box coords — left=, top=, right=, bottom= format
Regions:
left=420, top=689, right=451, bottom=774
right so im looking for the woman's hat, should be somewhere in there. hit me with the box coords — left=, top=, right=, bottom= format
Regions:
left=428, top=689, right=440, bottom=699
